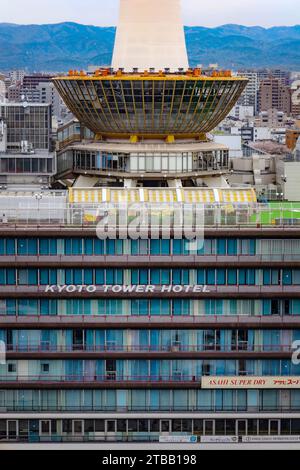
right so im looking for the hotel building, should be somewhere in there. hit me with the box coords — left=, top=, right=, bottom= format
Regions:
left=1, top=0, right=300, bottom=445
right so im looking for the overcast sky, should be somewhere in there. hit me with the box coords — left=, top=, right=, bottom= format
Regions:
left=0, top=0, right=299, bottom=27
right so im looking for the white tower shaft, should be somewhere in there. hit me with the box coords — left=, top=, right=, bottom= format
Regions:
left=112, top=0, right=189, bottom=71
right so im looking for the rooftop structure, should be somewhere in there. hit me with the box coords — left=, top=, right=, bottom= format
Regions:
left=53, top=0, right=247, bottom=144
left=0, top=102, right=55, bottom=188
left=7, top=1, right=300, bottom=450
left=53, top=0, right=247, bottom=191
left=54, top=70, right=246, bottom=140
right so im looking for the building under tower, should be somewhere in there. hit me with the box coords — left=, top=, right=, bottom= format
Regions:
left=4, top=0, right=300, bottom=450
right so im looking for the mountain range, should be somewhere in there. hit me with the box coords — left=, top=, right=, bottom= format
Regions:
left=0, top=22, right=299, bottom=72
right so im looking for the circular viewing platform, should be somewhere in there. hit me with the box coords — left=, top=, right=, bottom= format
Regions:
left=53, top=69, right=248, bottom=139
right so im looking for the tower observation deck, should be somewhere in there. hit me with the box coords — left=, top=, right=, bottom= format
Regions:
left=53, top=0, right=248, bottom=187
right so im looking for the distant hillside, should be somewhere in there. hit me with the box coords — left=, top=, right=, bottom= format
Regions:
left=0, top=22, right=299, bottom=71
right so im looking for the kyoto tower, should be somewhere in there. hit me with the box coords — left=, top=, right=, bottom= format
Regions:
left=53, top=0, right=248, bottom=189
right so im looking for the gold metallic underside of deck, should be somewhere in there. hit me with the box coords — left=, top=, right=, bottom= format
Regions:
left=53, top=75, right=247, bottom=138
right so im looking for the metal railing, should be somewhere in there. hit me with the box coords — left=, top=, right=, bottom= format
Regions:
left=1, top=254, right=300, bottom=261
left=1, top=313, right=300, bottom=320
left=4, top=344, right=295, bottom=353
left=0, top=373, right=298, bottom=383
left=1, top=405, right=300, bottom=413
left=0, top=434, right=166, bottom=443
left=0, top=201, right=300, bottom=228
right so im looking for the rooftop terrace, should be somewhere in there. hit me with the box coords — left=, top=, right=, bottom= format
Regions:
left=0, top=189, right=299, bottom=229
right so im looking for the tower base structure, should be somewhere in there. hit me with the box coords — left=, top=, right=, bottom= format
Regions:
left=56, top=136, right=231, bottom=189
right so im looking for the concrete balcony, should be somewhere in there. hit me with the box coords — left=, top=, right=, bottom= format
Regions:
left=0, top=254, right=300, bottom=267
left=1, top=314, right=300, bottom=329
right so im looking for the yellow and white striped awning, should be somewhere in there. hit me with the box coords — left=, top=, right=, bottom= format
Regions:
left=148, top=189, right=178, bottom=203
left=220, top=189, right=257, bottom=203
left=110, top=189, right=140, bottom=204
left=69, top=188, right=106, bottom=203
left=69, top=188, right=257, bottom=204
left=184, top=189, right=215, bottom=203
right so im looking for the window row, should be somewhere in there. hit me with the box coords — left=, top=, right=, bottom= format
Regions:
left=1, top=298, right=300, bottom=316
left=1, top=389, right=300, bottom=413
left=2, top=359, right=300, bottom=379
left=3, top=417, right=300, bottom=439
left=1, top=237, right=299, bottom=256
left=1, top=329, right=299, bottom=352
left=1, top=268, right=300, bottom=286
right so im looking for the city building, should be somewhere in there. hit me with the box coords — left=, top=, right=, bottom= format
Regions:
left=8, top=70, right=26, bottom=85
left=7, top=83, right=21, bottom=103
left=230, top=105, right=255, bottom=121
left=286, top=126, right=300, bottom=151
left=257, top=69, right=291, bottom=87
left=0, top=102, right=55, bottom=188
left=22, top=78, right=65, bottom=120
left=7, top=74, right=65, bottom=120
left=213, top=133, right=243, bottom=159
left=291, top=80, right=300, bottom=118
left=3, top=0, right=300, bottom=448
left=236, top=71, right=259, bottom=114
left=258, top=78, right=291, bottom=115
left=0, top=74, right=6, bottom=103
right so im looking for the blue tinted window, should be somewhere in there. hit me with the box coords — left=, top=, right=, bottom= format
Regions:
left=173, top=269, right=181, bottom=285
left=84, top=239, right=93, bottom=255
left=161, top=240, right=170, bottom=255
left=6, top=239, right=15, bottom=255
left=17, top=239, right=37, bottom=255
left=83, top=269, right=94, bottom=285
left=49, top=270, right=57, bottom=285
left=65, top=269, right=73, bottom=285
left=74, top=269, right=83, bottom=284
left=106, top=269, right=114, bottom=284
left=115, top=269, right=123, bottom=284
left=40, top=300, right=49, bottom=315
left=40, top=239, right=57, bottom=255
left=7, top=300, right=16, bottom=316
left=131, top=269, right=139, bottom=284
left=96, top=269, right=105, bottom=284
left=217, top=239, right=226, bottom=255
left=161, top=270, right=170, bottom=284
left=94, top=239, right=104, bottom=255
left=227, top=239, right=237, bottom=255
left=263, top=299, right=271, bottom=315
left=72, top=239, right=82, bottom=255
left=131, top=240, right=139, bottom=255
left=7, top=269, right=16, bottom=285
left=150, top=240, right=160, bottom=255
left=197, top=269, right=205, bottom=284
left=263, top=270, right=271, bottom=285
left=0, top=269, right=5, bottom=284
left=107, top=240, right=115, bottom=255
left=40, top=269, right=49, bottom=285
left=65, top=239, right=72, bottom=255
left=207, top=269, right=215, bottom=285
left=217, top=269, right=226, bottom=285
left=151, top=269, right=160, bottom=285
left=173, top=240, right=182, bottom=255
left=139, top=269, right=148, bottom=285
left=28, top=269, right=38, bottom=285
left=227, top=269, right=237, bottom=285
